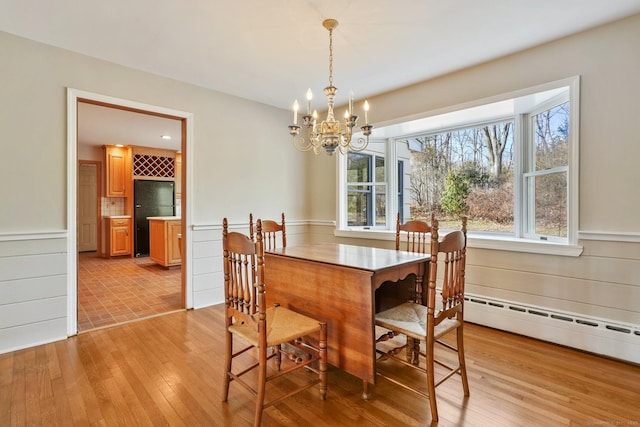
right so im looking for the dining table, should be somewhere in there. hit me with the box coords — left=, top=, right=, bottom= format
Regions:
left=264, top=242, right=430, bottom=398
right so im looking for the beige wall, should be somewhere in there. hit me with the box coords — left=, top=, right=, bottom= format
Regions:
left=0, top=31, right=311, bottom=231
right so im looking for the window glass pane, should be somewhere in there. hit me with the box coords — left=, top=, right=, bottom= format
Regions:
left=534, top=173, right=567, bottom=237
left=398, top=122, right=514, bottom=233
left=375, top=185, right=386, bottom=226
left=375, top=156, right=385, bottom=181
left=347, top=185, right=371, bottom=226
left=534, top=102, right=569, bottom=170
left=347, top=153, right=370, bottom=182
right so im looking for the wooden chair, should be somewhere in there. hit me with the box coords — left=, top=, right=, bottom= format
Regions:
left=221, top=218, right=327, bottom=426
left=377, top=213, right=433, bottom=313
left=249, top=212, right=286, bottom=250
left=375, top=216, right=470, bottom=422
left=396, top=212, right=432, bottom=254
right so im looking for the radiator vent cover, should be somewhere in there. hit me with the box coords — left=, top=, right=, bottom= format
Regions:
left=464, top=294, right=639, bottom=337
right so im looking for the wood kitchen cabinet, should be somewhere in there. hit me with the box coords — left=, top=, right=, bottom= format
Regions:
left=104, top=145, right=131, bottom=197
left=149, top=218, right=182, bottom=267
left=104, top=217, right=131, bottom=257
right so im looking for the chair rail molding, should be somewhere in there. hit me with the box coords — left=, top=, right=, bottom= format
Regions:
left=578, top=230, right=640, bottom=243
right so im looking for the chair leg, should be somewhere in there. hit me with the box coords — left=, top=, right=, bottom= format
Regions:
left=275, top=344, right=282, bottom=371
left=406, top=337, right=414, bottom=363
left=254, top=346, right=268, bottom=427
left=412, top=337, right=421, bottom=365
left=319, top=322, right=328, bottom=400
left=426, top=339, right=439, bottom=422
left=222, top=330, right=232, bottom=402
left=457, top=326, right=470, bottom=396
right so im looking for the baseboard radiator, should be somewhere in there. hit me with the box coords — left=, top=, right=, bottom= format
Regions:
left=462, top=293, right=640, bottom=365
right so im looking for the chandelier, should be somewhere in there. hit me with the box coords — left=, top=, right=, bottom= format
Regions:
left=288, top=19, right=373, bottom=155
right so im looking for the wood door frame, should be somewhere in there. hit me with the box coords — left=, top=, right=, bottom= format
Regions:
left=67, top=88, right=194, bottom=335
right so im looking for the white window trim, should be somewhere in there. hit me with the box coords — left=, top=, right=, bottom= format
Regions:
left=336, top=76, right=582, bottom=257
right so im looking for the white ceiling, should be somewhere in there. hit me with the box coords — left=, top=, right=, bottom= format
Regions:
left=77, top=102, right=183, bottom=151
left=3, top=0, right=640, bottom=150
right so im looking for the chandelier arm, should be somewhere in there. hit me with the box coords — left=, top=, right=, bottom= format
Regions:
left=292, top=135, right=315, bottom=152
left=344, top=136, right=370, bottom=153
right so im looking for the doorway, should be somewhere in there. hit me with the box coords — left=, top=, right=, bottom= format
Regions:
left=68, top=89, right=193, bottom=334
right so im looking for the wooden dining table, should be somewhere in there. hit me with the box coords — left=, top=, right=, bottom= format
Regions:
left=264, top=243, right=430, bottom=398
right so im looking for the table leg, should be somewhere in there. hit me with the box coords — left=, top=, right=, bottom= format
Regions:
left=362, top=381, right=370, bottom=400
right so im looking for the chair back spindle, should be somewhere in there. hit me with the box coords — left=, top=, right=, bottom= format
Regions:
left=396, top=212, right=432, bottom=254
left=223, top=218, right=263, bottom=326
left=248, top=212, right=286, bottom=250
left=429, top=216, right=467, bottom=322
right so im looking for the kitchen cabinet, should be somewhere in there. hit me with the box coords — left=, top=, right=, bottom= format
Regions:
left=104, top=145, right=131, bottom=197
left=104, top=217, right=131, bottom=257
left=148, top=217, right=182, bottom=267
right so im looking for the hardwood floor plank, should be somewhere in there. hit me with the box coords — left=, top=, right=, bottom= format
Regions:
left=2, top=304, right=640, bottom=426
left=0, top=351, right=14, bottom=426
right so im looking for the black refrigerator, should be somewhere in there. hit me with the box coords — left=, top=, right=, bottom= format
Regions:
left=134, top=180, right=175, bottom=257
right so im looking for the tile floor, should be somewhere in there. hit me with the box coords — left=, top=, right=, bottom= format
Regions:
left=77, top=251, right=182, bottom=331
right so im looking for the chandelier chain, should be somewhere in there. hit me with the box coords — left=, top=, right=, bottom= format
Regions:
left=328, top=28, right=333, bottom=87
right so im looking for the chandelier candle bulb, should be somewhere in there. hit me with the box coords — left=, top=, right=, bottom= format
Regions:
left=349, top=90, right=354, bottom=116
left=306, top=89, right=313, bottom=114
left=293, top=100, right=299, bottom=125
left=364, top=101, right=370, bottom=124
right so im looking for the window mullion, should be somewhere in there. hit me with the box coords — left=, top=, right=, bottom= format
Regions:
left=387, top=137, right=397, bottom=229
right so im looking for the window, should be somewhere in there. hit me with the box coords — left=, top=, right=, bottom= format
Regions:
left=337, top=77, right=580, bottom=253
left=524, top=102, right=569, bottom=241
left=346, top=153, right=386, bottom=227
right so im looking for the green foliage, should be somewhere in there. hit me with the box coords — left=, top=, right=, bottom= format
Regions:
left=440, top=170, right=470, bottom=216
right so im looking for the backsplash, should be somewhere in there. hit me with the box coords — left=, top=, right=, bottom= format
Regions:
left=100, top=197, right=181, bottom=217
left=102, top=197, right=126, bottom=216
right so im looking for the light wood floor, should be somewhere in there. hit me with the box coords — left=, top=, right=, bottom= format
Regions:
left=2, top=304, right=639, bottom=426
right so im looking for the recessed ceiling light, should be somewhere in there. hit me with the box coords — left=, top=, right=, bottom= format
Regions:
left=161, top=135, right=172, bottom=140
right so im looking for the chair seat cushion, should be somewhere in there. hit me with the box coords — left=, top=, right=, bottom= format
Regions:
left=229, top=305, right=322, bottom=347
left=375, top=302, right=460, bottom=340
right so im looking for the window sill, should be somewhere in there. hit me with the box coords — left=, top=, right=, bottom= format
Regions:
left=334, top=228, right=583, bottom=257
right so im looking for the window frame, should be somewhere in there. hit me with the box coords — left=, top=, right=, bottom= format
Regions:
left=336, top=77, right=582, bottom=256
left=345, top=152, right=388, bottom=228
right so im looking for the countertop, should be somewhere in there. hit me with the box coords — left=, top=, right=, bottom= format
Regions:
left=103, top=215, right=131, bottom=219
left=147, top=216, right=181, bottom=221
